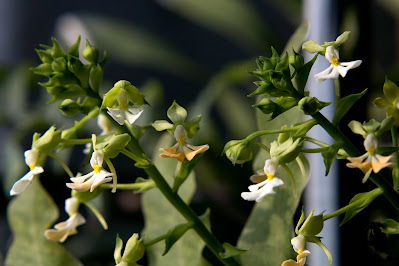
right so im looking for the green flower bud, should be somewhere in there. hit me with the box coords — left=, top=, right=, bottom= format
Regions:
left=122, top=234, right=145, bottom=262
left=52, top=57, right=67, bottom=72
left=32, top=126, right=62, bottom=153
left=270, top=138, right=303, bottom=164
left=298, top=96, right=331, bottom=115
left=289, top=49, right=304, bottom=70
left=298, top=210, right=325, bottom=237
left=278, top=126, right=290, bottom=143
left=96, top=133, right=131, bottom=158
left=59, top=99, right=80, bottom=117
left=223, top=140, right=253, bottom=165
left=253, top=98, right=276, bottom=114
left=83, top=40, right=99, bottom=63
left=67, top=56, right=83, bottom=74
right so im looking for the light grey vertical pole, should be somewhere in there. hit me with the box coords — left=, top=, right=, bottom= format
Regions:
left=303, top=1, right=340, bottom=266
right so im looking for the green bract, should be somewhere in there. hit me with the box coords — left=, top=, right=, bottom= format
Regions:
left=83, top=40, right=99, bottom=63
left=152, top=101, right=202, bottom=139
left=94, top=133, right=131, bottom=158
left=102, top=80, right=146, bottom=109
left=223, top=139, right=253, bottom=165
left=58, top=99, right=80, bottom=117
left=270, top=137, right=303, bottom=163
left=302, top=31, right=351, bottom=55
left=114, top=234, right=145, bottom=266
left=348, top=116, right=394, bottom=138
left=32, top=126, right=61, bottom=153
left=373, top=77, right=399, bottom=125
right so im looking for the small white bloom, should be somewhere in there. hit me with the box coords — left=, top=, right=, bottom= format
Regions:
left=291, top=234, right=306, bottom=253
left=314, top=46, right=362, bottom=82
left=45, top=197, right=86, bottom=243
left=10, top=148, right=44, bottom=196
left=241, top=158, right=284, bottom=202
left=66, top=150, right=114, bottom=192
left=107, top=90, right=144, bottom=125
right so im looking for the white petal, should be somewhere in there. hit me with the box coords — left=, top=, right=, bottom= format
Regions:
left=69, top=172, right=94, bottom=184
left=337, top=60, right=362, bottom=77
left=9, top=166, right=44, bottom=196
left=24, top=148, right=39, bottom=166
left=90, top=170, right=114, bottom=191
left=66, top=175, right=96, bottom=192
left=124, top=106, right=144, bottom=124
left=90, top=150, right=104, bottom=168
left=174, top=125, right=188, bottom=140
left=364, top=134, right=377, bottom=151
left=291, top=235, right=305, bottom=253
left=264, top=158, right=279, bottom=176
left=65, top=197, right=80, bottom=216
left=97, top=114, right=114, bottom=135
left=107, top=107, right=126, bottom=125
left=325, top=46, right=339, bottom=62
left=241, top=178, right=284, bottom=202
left=314, top=65, right=335, bottom=82
left=248, top=179, right=268, bottom=192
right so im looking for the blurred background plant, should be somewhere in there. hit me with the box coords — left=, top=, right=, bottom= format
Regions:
left=1, top=0, right=399, bottom=265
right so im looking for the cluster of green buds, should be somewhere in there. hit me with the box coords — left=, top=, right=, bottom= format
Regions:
left=31, top=37, right=106, bottom=115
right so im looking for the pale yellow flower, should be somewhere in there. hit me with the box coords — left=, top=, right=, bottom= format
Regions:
left=159, top=125, right=209, bottom=162
left=281, top=250, right=311, bottom=266
left=347, top=134, right=394, bottom=173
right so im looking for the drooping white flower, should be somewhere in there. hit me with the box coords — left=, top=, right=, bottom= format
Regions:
left=314, top=46, right=362, bottom=82
left=107, top=90, right=144, bottom=125
left=159, top=125, right=209, bottom=162
left=241, top=158, right=284, bottom=202
left=9, top=148, right=44, bottom=196
left=45, top=197, right=86, bottom=242
left=347, top=133, right=394, bottom=174
left=66, top=150, right=114, bottom=192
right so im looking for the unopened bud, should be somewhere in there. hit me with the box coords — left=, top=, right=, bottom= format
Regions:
left=59, top=99, right=80, bottom=117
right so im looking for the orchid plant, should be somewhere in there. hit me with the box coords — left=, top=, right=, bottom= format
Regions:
left=4, top=28, right=399, bottom=266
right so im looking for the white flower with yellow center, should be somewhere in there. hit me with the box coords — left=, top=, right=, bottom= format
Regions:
left=159, top=125, right=209, bottom=162
left=241, top=158, right=284, bottom=202
left=107, top=90, right=144, bottom=125
left=66, top=150, right=114, bottom=192
left=347, top=133, right=394, bottom=174
left=314, top=45, right=362, bottom=82
left=9, top=148, right=44, bottom=196
left=45, top=197, right=86, bottom=242
left=281, top=235, right=311, bottom=266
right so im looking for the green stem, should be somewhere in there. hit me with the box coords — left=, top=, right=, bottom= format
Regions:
left=334, top=79, right=341, bottom=108
left=391, top=127, right=399, bottom=192
left=301, top=147, right=330, bottom=153
left=251, top=142, right=270, bottom=153
left=144, top=234, right=168, bottom=247
left=104, top=156, right=117, bottom=193
left=47, top=152, right=74, bottom=178
left=323, top=189, right=383, bottom=221
left=60, top=138, right=92, bottom=145
left=246, top=127, right=299, bottom=142
left=304, top=137, right=330, bottom=148
left=101, top=110, right=239, bottom=266
left=311, top=111, right=399, bottom=212
left=101, top=181, right=155, bottom=190
left=83, top=201, right=108, bottom=230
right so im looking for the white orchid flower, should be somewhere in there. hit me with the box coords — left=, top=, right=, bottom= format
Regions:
left=45, top=197, right=86, bottom=242
left=10, top=148, right=44, bottom=196
left=314, top=45, right=362, bottom=82
left=66, top=150, right=114, bottom=192
left=241, top=158, right=284, bottom=202
left=107, top=90, right=144, bottom=125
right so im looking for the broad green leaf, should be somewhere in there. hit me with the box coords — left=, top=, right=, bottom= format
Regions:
left=158, top=0, right=269, bottom=51
left=163, top=222, right=194, bottom=255
left=340, top=188, right=383, bottom=226
left=142, top=133, right=205, bottom=266
left=333, top=89, right=367, bottom=126
left=73, top=14, right=204, bottom=81
left=6, top=179, right=82, bottom=266
left=238, top=107, right=310, bottom=266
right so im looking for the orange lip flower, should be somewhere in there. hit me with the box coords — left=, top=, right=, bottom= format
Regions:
left=347, top=133, right=394, bottom=178
left=159, top=125, right=209, bottom=162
